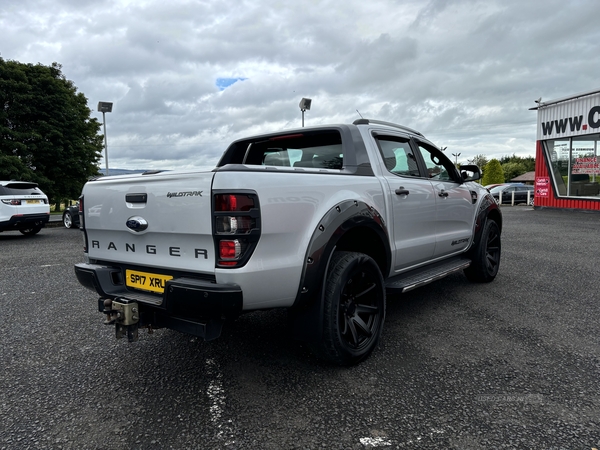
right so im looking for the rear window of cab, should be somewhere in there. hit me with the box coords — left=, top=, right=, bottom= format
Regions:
left=221, top=130, right=344, bottom=169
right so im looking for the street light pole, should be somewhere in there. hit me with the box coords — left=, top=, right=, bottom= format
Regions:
left=102, top=112, right=109, bottom=175
left=98, top=102, right=113, bottom=176
left=452, top=152, right=461, bottom=165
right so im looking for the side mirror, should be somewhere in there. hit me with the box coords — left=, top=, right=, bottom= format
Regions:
left=459, top=164, right=482, bottom=182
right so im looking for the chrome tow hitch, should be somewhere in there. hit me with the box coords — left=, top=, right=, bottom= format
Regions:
left=100, top=298, right=139, bottom=342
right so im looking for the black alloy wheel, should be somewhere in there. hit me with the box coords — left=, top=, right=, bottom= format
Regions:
left=464, top=219, right=501, bottom=282
left=320, top=251, right=386, bottom=365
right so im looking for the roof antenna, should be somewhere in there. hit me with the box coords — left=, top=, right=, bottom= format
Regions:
left=356, top=109, right=364, bottom=118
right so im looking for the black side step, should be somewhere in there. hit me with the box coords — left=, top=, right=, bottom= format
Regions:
left=385, top=257, right=471, bottom=293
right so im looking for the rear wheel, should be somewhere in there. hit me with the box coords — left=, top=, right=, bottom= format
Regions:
left=63, top=211, right=74, bottom=228
left=464, top=219, right=501, bottom=282
left=318, top=251, right=386, bottom=365
left=19, top=226, right=42, bottom=236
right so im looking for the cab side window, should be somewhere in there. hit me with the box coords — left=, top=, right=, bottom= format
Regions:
left=414, top=143, right=458, bottom=182
left=376, top=137, right=420, bottom=177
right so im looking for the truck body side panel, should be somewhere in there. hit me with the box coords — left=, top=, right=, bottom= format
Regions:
left=212, top=168, right=385, bottom=309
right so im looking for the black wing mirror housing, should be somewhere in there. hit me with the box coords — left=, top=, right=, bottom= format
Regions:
left=459, top=165, right=482, bottom=182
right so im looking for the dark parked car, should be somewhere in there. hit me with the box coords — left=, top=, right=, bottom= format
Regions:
left=63, top=203, right=80, bottom=228
left=490, top=184, right=534, bottom=205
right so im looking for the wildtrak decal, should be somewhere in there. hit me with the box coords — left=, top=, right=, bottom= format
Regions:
left=167, top=191, right=203, bottom=198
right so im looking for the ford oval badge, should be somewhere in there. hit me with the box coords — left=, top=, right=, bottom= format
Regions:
left=126, top=216, right=148, bottom=232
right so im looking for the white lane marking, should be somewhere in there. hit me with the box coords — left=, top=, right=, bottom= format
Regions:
left=206, top=358, right=225, bottom=424
left=361, top=427, right=445, bottom=447
left=360, top=437, right=392, bottom=447
left=205, top=358, right=235, bottom=446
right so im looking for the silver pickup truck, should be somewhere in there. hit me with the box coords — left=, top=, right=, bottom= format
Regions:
left=75, top=119, right=502, bottom=365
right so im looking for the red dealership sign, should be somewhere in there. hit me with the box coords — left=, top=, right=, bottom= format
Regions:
left=535, top=177, right=550, bottom=198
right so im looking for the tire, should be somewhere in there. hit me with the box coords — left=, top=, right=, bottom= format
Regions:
left=63, top=211, right=74, bottom=228
left=318, top=251, right=386, bottom=365
left=528, top=197, right=534, bottom=206
left=464, top=219, right=501, bottom=283
left=19, top=226, right=42, bottom=236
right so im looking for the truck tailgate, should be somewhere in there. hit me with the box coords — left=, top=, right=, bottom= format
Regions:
left=82, top=171, right=215, bottom=273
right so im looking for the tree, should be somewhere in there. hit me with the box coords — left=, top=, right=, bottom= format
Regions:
left=468, top=154, right=489, bottom=170
left=502, top=161, right=527, bottom=181
left=0, top=58, right=103, bottom=206
left=481, top=159, right=505, bottom=185
left=499, top=154, right=535, bottom=172
left=0, top=153, right=30, bottom=180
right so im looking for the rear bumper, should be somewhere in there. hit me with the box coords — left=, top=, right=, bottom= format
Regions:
left=0, top=213, right=49, bottom=231
left=74, top=263, right=243, bottom=339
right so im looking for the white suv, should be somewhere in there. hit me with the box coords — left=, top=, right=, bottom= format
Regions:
left=0, top=181, right=50, bottom=235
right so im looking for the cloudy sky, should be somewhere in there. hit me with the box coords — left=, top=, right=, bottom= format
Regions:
left=2, top=0, right=599, bottom=170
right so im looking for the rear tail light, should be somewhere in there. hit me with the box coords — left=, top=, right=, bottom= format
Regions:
left=1, top=199, right=21, bottom=205
left=79, top=196, right=88, bottom=252
left=213, top=192, right=261, bottom=268
left=2, top=199, right=47, bottom=205
left=219, top=240, right=243, bottom=266
left=215, top=216, right=255, bottom=234
left=215, top=194, right=255, bottom=212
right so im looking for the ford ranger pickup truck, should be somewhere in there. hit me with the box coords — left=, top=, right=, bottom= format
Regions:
left=74, top=119, right=502, bottom=365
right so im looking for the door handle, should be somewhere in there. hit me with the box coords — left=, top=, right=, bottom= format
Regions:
left=125, top=193, right=148, bottom=203
left=395, top=187, right=410, bottom=196
left=438, top=189, right=449, bottom=198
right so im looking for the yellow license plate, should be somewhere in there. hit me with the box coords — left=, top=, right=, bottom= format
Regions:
left=26, top=200, right=42, bottom=204
left=126, top=270, right=173, bottom=293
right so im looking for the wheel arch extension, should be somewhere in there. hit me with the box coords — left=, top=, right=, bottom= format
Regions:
left=481, top=194, right=503, bottom=232
left=486, top=206, right=502, bottom=232
left=289, top=200, right=391, bottom=342
left=470, top=194, right=503, bottom=252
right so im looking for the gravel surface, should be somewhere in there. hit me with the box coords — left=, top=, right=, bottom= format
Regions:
left=1, top=207, right=599, bottom=449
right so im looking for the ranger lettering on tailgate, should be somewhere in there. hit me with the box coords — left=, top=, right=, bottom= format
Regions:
left=90, top=240, right=208, bottom=258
